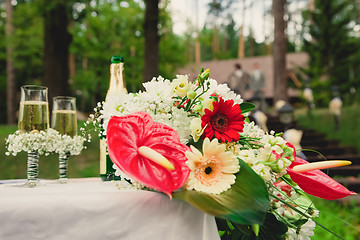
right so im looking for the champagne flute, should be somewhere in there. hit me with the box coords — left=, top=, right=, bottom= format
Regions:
left=51, top=96, right=77, bottom=183
left=18, top=85, right=49, bottom=187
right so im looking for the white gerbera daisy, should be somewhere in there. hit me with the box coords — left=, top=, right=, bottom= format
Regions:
left=185, top=138, right=240, bottom=194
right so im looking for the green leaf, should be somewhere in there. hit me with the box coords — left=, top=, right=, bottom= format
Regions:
left=173, top=159, right=269, bottom=225
left=260, top=213, right=288, bottom=236
left=240, top=102, right=256, bottom=114
left=218, top=231, right=226, bottom=237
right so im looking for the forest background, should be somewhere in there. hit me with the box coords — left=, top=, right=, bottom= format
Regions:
left=1, top=0, right=360, bottom=124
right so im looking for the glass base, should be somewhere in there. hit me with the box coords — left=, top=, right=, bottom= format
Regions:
left=58, top=178, right=68, bottom=184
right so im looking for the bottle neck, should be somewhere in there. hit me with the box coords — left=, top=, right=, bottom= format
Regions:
left=107, top=62, right=127, bottom=97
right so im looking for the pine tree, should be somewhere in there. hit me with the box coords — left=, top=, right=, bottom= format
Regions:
left=303, top=0, right=360, bottom=105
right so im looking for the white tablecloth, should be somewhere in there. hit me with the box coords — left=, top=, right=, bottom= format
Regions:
left=0, top=178, right=220, bottom=240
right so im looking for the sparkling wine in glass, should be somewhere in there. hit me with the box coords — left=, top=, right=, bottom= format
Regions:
left=18, top=87, right=49, bottom=133
left=52, top=96, right=77, bottom=183
left=52, top=97, right=77, bottom=137
left=18, top=85, right=49, bottom=187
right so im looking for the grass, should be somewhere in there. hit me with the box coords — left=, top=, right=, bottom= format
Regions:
left=0, top=122, right=99, bottom=180
left=311, top=197, right=360, bottom=239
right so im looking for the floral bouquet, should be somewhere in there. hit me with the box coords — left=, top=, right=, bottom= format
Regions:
left=93, top=68, right=355, bottom=239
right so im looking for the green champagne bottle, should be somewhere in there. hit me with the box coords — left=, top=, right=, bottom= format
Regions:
left=100, top=56, right=126, bottom=181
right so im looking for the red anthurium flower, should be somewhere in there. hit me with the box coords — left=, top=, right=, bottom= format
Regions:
left=201, top=97, right=245, bottom=142
left=106, top=112, right=190, bottom=197
left=287, top=157, right=356, bottom=200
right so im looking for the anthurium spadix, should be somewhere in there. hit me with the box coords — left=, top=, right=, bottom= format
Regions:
left=106, top=112, right=190, bottom=197
left=287, top=157, right=356, bottom=200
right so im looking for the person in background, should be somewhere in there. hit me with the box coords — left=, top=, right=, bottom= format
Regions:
left=249, top=62, right=266, bottom=111
left=227, top=63, right=247, bottom=97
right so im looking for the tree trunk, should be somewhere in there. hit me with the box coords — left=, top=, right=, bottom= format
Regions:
left=238, top=27, right=245, bottom=58
left=195, top=37, right=201, bottom=64
left=68, top=19, right=75, bottom=85
left=6, top=0, right=16, bottom=125
left=249, top=32, right=255, bottom=57
left=273, top=0, right=288, bottom=103
left=309, top=0, right=315, bottom=12
left=43, top=1, right=71, bottom=105
left=238, top=0, right=247, bottom=59
left=143, top=0, right=159, bottom=83
left=69, top=53, right=76, bottom=84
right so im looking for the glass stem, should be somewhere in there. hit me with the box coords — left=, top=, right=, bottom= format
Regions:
left=27, top=150, right=39, bottom=187
left=59, top=152, right=70, bottom=182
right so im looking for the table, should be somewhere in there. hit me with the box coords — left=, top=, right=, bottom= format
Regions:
left=0, top=178, right=220, bottom=240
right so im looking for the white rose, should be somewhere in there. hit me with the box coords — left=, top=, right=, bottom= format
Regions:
left=172, top=75, right=190, bottom=97
left=190, top=118, right=205, bottom=142
left=201, top=98, right=214, bottom=115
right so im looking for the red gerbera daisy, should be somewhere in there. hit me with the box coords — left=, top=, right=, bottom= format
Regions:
left=201, top=97, right=245, bottom=142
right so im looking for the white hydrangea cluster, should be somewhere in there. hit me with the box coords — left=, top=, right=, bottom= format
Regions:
left=241, top=121, right=266, bottom=139
left=200, top=78, right=244, bottom=105
left=101, top=76, right=192, bottom=144
left=236, top=124, right=295, bottom=183
left=5, top=128, right=86, bottom=156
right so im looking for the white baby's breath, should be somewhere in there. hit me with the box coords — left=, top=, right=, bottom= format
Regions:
left=5, top=129, right=86, bottom=156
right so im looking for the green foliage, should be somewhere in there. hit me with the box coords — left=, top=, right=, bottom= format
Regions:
left=0, top=6, right=7, bottom=123
left=69, top=0, right=187, bottom=107
left=158, top=2, right=187, bottom=80
left=302, top=0, right=360, bottom=106
left=12, top=1, right=44, bottom=86
left=0, top=0, right=189, bottom=120
left=239, top=102, right=255, bottom=114
left=70, top=0, right=145, bottom=101
left=0, top=1, right=44, bottom=123
left=199, top=22, right=267, bottom=61
left=224, top=18, right=238, bottom=58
